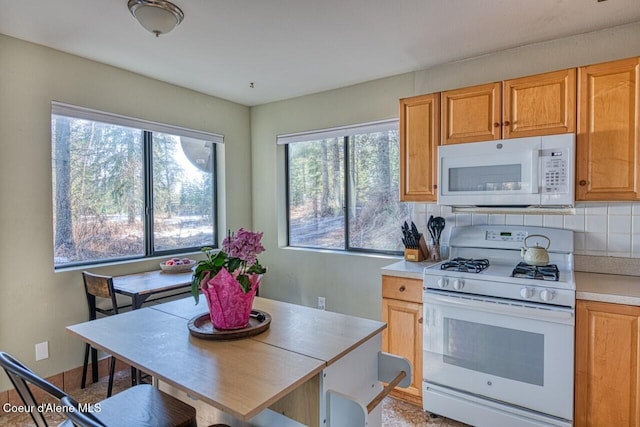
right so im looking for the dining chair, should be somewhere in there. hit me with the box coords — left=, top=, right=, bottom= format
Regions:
left=61, top=395, right=231, bottom=427
left=81, top=271, right=121, bottom=397
left=0, top=351, right=198, bottom=427
left=0, top=352, right=65, bottom=426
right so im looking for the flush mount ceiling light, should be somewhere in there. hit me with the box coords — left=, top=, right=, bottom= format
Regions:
left=128, top=0, right=184, bottom=37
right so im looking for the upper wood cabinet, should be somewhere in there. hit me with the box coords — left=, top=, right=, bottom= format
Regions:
left=399, top=93, right=440, bottom=202
left=575, top=300, right=640, bottom=427
left=576, top=57, right=640, bottom=201
left=441, top=82, right=502, bottom=145
left=441, top=69, right=576, bottom=145
left=504, top=69, right=576, bottom=138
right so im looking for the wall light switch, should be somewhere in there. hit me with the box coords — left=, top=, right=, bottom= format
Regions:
left=35, top=341, right=49, bottom=361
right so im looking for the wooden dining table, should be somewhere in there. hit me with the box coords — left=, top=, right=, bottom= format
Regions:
left=66, top=296, right=388, bottom=427
left=112, top=269, right=193, bottom=310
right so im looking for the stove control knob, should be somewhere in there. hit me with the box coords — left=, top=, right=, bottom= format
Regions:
left=437, top=278, right=448, bottom=288
left=520, top=288, right=534, bottom=299
left=540, top=289, right=555, bottom=302
left=452, top=279, right=464, bottom=290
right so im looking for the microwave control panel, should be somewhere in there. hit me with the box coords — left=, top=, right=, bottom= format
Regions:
left=540, top=148, right=568, bottom=194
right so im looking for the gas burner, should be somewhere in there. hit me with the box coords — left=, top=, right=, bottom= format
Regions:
left=440, top=257, right=490, bottom=273
left=512, top=262, right=559, bottom=281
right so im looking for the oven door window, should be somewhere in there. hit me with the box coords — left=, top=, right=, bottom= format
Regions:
left=444, top=318, right=543, bottom=386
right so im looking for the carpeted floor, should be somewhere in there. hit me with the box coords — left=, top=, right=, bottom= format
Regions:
left=1, top=370, right=468, bottom=426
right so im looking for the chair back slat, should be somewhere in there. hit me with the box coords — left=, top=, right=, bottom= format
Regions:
left=0, top=352, right=67, bottom=427
left=82, top=271, right=119, bottom=318
left=82, top=272, right=113, bottom=299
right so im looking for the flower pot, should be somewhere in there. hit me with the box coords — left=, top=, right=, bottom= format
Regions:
left=201, top=268, right=262, bottom=330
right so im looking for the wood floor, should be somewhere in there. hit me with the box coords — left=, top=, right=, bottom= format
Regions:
left=1, top=370, right=467, bottom=426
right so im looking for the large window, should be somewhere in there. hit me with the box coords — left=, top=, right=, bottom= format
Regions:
left=51, top=103, right=220, bottom=268
left=282, top=120, right=410, bottom=254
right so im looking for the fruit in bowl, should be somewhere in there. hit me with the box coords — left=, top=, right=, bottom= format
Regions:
left=160, top=258, right=196, bottom=273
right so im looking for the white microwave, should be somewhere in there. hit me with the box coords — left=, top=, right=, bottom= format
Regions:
left=438, top=134, right=575, bottom=207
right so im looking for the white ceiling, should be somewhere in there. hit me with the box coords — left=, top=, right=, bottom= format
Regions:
left=1, top=0, right=639, bottom=106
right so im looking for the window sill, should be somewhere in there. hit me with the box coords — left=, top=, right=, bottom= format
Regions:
left=280, top=245, right=402, bottom=260
left=53, top=250, right=205, bottom=273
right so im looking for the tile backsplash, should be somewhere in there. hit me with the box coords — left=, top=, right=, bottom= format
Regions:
left=413, top=202, right=640, bottom=258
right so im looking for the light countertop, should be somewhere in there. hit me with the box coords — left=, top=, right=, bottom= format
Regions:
left=381, top=260, right=640, bottom=306
left=381, top=260, right=436, bottom=280
left=575, top=272, right=640, bottom=306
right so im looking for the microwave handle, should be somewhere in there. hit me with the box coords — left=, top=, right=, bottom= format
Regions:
left=531, top=149, right=540, bottom=194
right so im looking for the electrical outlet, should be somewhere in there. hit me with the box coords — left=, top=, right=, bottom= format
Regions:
left=317, top=296, right=326, bottom=310
left=35, top=341, right=49, bottom=361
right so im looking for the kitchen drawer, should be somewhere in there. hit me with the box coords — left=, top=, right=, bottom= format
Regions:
left=382, top=276, right=423, bottom=303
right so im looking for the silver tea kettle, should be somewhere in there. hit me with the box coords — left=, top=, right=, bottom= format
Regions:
left=521, top=234, right=550, bottom=266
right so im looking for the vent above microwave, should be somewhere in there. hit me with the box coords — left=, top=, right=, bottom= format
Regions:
left=451, top=206, right=576, bottom=215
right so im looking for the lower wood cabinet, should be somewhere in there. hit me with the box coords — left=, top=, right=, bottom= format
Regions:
left=381, top=275, right=423, bottom=405
left=575, top=300, right=640, bottom=426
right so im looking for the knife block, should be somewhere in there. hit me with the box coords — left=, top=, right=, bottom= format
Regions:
left=404, top=235, right=429, bottom=262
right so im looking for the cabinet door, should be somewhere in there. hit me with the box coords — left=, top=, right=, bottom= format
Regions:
left=575, top=300, right=640, bottom=427
left=577, top=57, right=640, bottom=201
left=382, top=298, right=423, bottom=405
left=503, top=69, right=576, bottom=139
left=441, top=82, right=501, bottom=145
left=399, top=93, right=440, bottom=202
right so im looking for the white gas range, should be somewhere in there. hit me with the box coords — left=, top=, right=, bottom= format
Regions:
left=423, top=225, right=575, bottom=427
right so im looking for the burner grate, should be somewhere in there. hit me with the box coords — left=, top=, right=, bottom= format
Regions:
left=440, top=257, right=490, bottom=273
left=512, top=262, right=559, bottom=281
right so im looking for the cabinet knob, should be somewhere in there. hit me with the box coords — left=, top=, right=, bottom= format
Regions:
left=503, top=120, right=511, bottom=126
left=418, top=317, right=423, bottom=324
left=579, top=180, right=587, bottom=186
left=399, top=285, right=406, bottom=292
left=493, top=122, right=500, bottom=128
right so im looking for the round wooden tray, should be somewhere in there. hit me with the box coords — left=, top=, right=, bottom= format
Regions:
left=187, top=310, right=271, bottom=340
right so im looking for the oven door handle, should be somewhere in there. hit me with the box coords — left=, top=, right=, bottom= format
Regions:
left=425, top=291, right=574, bottom=324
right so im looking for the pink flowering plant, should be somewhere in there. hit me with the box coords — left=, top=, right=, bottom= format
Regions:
left=191, top=228, right=266, bottom=304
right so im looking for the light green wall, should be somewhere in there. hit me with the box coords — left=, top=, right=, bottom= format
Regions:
left=250, top=22, right=640, bottom=318
left=0, top=34, right=251, bottom=390
left=250, top=74, right=415, bottom=318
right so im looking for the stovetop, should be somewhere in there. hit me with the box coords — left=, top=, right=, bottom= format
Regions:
left=426, top=259, right=575, bottom=289
left=438, top=257, right=563, bottom=282
left=423, top=225, right=576, bottom=307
